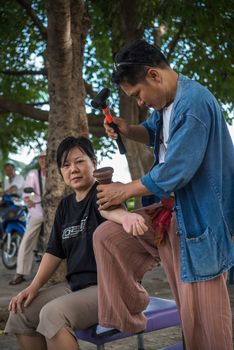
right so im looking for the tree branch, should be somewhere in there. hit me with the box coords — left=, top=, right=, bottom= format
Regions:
left=1, top=69, right=47, bottom=76
left=0, top=96, right=105, bottom=135
left=16, top=0, right=47, bottom=40
left=167, top=19, right=186, bottom=61
left=84, top=82, right=97, bottom=99
left=1, top=70, right=96, bottom=100
left=1, top=68, right=98, bottom=105
left=28, top=102, right=49, bottom=106
left=0, top=96, right=48, bottom=121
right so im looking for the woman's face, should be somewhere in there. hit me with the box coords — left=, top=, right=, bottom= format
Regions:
left=60, top=147, right=96, bottom=194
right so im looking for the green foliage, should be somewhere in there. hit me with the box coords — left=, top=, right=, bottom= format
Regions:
left=0, top=0, right=233, bottom=163
left=0, top=0, right=48, bottom=159
left=143, top=1, right=234, bottom=113
left=0, top=0, right=46, bottom=64
left=126, top=197, right=135, bottom=211
left=0, top=112, right=47, bottom=155
left=87, top=0, right=234, bottom=118
left=21, top=156, right=40, bottom=177
left=90, top=135, right=117, bottom=163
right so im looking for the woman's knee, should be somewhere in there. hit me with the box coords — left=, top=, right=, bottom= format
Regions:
left=39, top=298, right=68, bottom=325
left=5, top=308, right=39, bottom=334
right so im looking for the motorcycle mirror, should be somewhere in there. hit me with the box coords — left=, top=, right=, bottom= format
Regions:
left=24, top=187, right=34, bottom=194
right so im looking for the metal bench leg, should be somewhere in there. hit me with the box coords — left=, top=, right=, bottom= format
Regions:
left=137, top=333, right=145, bottom=350
left=97, top=345, right=105, bottom=350
left=182, top=331, right=186, bottom=350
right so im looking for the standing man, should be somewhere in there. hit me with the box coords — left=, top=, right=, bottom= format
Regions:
left=9, top=151, right=46, bottom=285
left=93, top=39, right=234, bottom=350
left=1, top=163, right=24, bottom=197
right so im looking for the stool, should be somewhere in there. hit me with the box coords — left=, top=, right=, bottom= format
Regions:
left=76, top=297, right=183, bottom=350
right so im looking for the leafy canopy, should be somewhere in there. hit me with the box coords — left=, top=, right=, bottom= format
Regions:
left=0, top=0, right=233, bottom=166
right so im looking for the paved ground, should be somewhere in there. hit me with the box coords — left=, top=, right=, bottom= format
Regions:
left=0, top=255, right=233, bottom=350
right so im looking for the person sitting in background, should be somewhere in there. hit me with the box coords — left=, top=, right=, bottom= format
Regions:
left=0, top=163, right=24, bottom=197
left=9, top=151, right=46, bottom=285
left=4, top=136, right=147, bottom=350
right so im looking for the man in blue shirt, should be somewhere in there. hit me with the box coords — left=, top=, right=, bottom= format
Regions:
left=94, top=39, right=234, bottom=350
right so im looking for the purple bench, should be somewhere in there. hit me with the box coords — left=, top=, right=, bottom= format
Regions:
left=75, top=297, right=183, bottom=350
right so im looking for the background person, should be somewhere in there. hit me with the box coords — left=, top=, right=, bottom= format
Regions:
left=93, top=39, right=234, bottom=350
left=5, top=136, right=147, bottom=350
left=9, top=151, right=46, bottom=285
left=1, top=163, right=24, bottom=197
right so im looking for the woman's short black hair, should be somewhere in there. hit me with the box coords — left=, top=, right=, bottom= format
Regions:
left=56, top=136, right=96, bottom=169
left=112, top=39, right=169, bottom=86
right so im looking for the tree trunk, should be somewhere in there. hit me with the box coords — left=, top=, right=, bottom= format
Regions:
left=118, top=0, right=154, bottom=208
left=44, top=0, right=89, bottom=283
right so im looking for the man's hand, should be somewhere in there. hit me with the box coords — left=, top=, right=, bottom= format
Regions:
left=97, top=182, right=127, bottom=210
left=104, top=116, right=129, bottom=140
left=24, top=196, right=35, bottom=208
left=97, top=180, right=151, bottom=210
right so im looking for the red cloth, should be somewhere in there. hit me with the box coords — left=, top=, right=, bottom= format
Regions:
left=146, top=197, right=174, bottom=246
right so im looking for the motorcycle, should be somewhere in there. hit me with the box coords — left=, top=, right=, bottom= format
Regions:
left=0, top=194, right=28, bottom=269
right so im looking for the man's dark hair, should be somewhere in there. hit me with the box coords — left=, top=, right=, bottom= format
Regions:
left=112, top=39, right=169, bottom=86
left=56, top=136, right=96, bottom=170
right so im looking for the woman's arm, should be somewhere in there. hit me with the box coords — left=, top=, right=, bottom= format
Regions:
left=29, top=253, right=62, bottom=291
left=100, top=207, right=148, bottom=236
left=9, top=253, right=62, bottom=313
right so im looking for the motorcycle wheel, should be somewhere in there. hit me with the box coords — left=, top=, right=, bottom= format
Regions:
left=2, top=232, right=22, bottom=269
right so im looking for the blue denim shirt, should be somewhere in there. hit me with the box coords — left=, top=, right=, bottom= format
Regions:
left=141, top=74, right=234, bottom=282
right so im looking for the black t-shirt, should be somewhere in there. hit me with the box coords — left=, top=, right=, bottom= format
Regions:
left=46, top=183, right=105, bottom=291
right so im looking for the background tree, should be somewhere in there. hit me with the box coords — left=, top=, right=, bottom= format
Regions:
left=0, top=0, right=233, bottom=233
left=88, top=0, right=233, bottom=204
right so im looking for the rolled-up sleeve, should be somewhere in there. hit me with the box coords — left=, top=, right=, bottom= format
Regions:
left=141, top=114, right=208, bottom=198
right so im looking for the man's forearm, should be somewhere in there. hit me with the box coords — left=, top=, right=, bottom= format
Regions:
left=97, top=179, right=153, bottom=210
left=123, top=179, right=152, bottom=201
left=5, top=185, right=17, bottom=194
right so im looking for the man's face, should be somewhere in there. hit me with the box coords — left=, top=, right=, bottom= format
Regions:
left=4, top=165, right=15, bottom=178
left=120, top=68, right=170, bottom=110
left=38, top=155, right=46, bottom=170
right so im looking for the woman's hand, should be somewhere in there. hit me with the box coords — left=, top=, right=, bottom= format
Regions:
left=122, top=212, right=148, bottom=236
left=8, top=286, right=38, bottom=313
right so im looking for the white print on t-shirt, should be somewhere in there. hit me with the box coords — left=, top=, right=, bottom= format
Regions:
left=62, top=217, right=87, bottom=239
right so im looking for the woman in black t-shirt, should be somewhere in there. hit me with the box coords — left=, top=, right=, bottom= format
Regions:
left=5, top=136, right=148, bottom=350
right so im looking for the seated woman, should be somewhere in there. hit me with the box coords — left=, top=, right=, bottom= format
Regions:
left=4, top=136, right=148, bottom=350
